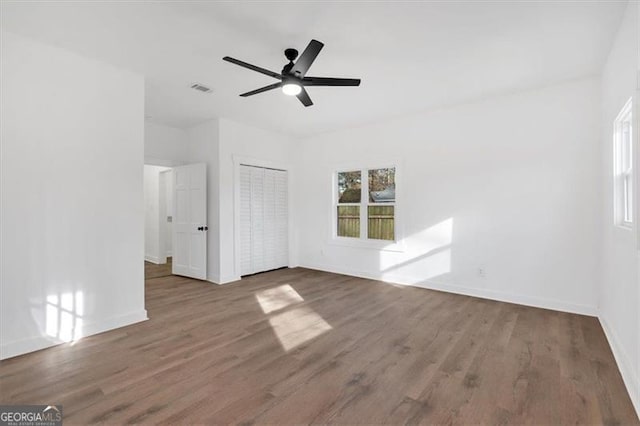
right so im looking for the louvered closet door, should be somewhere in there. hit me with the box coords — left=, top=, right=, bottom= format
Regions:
left=250, top=167, right=265, bottom=274
left=239, top=165, right=288, bottom=276
left=274, top=170, right=288, bottom=267
left=239, top=166, right=253, bottom=276
left=263, top=170, right=277, bottom=271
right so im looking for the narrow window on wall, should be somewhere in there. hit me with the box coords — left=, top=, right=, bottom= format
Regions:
left=335, top=167, right=396, bottom=241
left=336, top=171, right=361, bottom=238
left=614, top=98, right=633, bottom=228
left=367, top=168, right=395, bottom=241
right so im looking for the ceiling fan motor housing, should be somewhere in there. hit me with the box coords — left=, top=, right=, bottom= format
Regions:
left=282, top=48, right=299, bottom=75
left=282, top=76, right=300, bottom=86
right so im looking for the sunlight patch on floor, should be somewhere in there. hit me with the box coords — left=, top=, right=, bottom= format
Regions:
left=255, top=284, right=304, bottom=314
left=268, top=306, right=333, bottom=351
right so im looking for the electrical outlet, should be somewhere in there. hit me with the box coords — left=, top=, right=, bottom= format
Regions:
left=477, top=266, right=486, bottom=278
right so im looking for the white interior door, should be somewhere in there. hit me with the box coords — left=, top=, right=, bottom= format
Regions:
left=239, top=165, right=288, bottom=276
left=172, top=163, right=207, bottom=280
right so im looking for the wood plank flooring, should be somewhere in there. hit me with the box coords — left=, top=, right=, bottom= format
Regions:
left=144, top=258, right=172, bottom=280
left=1, top=267, right=637, bottom=425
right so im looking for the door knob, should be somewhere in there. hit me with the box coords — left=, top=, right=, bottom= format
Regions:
left=197, top=226, right=204, bottom=231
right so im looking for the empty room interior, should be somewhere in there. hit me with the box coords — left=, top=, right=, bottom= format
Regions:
left=1, top=1, right=640, bottom=424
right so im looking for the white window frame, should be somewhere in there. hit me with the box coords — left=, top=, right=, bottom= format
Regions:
left=330, top=163, right=404, bottom=252
left=614, top=98, right=633, bottom=229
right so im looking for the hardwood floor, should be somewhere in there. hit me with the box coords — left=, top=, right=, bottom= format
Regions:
left=1, top=267, right=638, bottom=425
left=144, top=258, right=173, bottom=280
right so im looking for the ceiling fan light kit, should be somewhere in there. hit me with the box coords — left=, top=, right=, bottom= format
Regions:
left=223, top=39, right=361, bottom=107
left=282, top=83, right=302, bottom=96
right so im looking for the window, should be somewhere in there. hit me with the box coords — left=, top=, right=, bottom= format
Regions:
left=337, top=171, right=361, bottom=238
left=335, top=167, right=396, bottom=242
left=614, top=99, right=633, bottom=228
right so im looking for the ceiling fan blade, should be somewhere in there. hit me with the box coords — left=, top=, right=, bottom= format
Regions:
left=302, top=77, right=361, bottom=86
left=290, top=39, right=324, bottom=77
left=239, top=82, right=282, bottom=97
left=296, top=87, right=313, bottom=107
left=222, top=56, right=280, bottom=79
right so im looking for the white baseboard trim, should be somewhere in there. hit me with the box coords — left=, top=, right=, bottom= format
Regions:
left=599, top=315, right=640, bottom=418
left=0, top=309, right=148, bottom=360
left=299, top=262, right=597, bottom=317
left=144, top=255, right=160, bottom=264
left=208, top=274, right=242, bottom=285
left=301, top=262, right=639, bottom=416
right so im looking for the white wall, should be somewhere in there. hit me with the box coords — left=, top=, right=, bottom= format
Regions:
left=181, top=118, right=293, bottom=284
left=144, top=165, right=170, bottom=264
left=600, top=0, right=639, bottom=414
left=218, top=118, right=295, bottom=283
left=187, top=119, right=221, bottom=282
left=294, top=78, right=602, bottom=316
left=0, top=31, right=147, bottom=359
left=144, top=121, right=189, bottom=166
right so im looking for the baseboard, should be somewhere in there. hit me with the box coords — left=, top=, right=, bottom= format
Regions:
left=208, top=273, right=241, bottom=285
left=599, top=315, right=640, bottom=418
left=299, top=262, right=597, bottom=317
left=0, top=309, right=148, bottom=360
left=145, top=255, right=160, bottom=264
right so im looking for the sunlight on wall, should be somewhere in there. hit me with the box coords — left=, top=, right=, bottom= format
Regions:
left=46, top=291, right=83, bottom=342
left=379, top=218, right=453, bottom=283
left=255, top=284, right=304, bottom=314
left=268, top=306, right=333, bottom=351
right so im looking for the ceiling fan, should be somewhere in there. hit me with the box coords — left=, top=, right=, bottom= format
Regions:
left=223, top=39, right=361, bottom=107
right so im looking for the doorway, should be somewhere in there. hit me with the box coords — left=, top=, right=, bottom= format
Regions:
left=144, top=164, right=174, bottom=279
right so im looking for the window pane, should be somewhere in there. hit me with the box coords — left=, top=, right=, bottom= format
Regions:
left=337, top=206, right=360, bottom=238
left=622, top=121, right=632, bottom=170
left=338, top=171, right=361, bottom=203
left=368, top=168, right=395, bottom=203
left=614, top=100, right=633, bottom=226
left=368, top=206, right=394, bottom=240
left=624, top=173, right=633, bottom=222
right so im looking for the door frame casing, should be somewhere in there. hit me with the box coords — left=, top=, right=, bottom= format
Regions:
left=233, top=155, right=295, bottom=280
left=158, top=169, right=173, bottom=265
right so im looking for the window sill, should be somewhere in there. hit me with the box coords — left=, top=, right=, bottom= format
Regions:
left=328, top=236, right=406, bottom=252
left=615, top=223, right=633, bottom=231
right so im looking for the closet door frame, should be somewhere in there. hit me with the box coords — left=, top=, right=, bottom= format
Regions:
left=233, top=155, right=294, bottom=279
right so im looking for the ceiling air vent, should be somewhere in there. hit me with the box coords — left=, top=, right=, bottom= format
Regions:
left=190, top=83, right=213, bottom=94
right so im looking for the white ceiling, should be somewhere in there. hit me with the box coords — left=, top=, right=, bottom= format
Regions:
left=0, top=1, right=627, bottom=137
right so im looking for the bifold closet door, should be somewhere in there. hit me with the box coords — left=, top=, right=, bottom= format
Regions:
left=239, top=165, right=288, bottom=276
